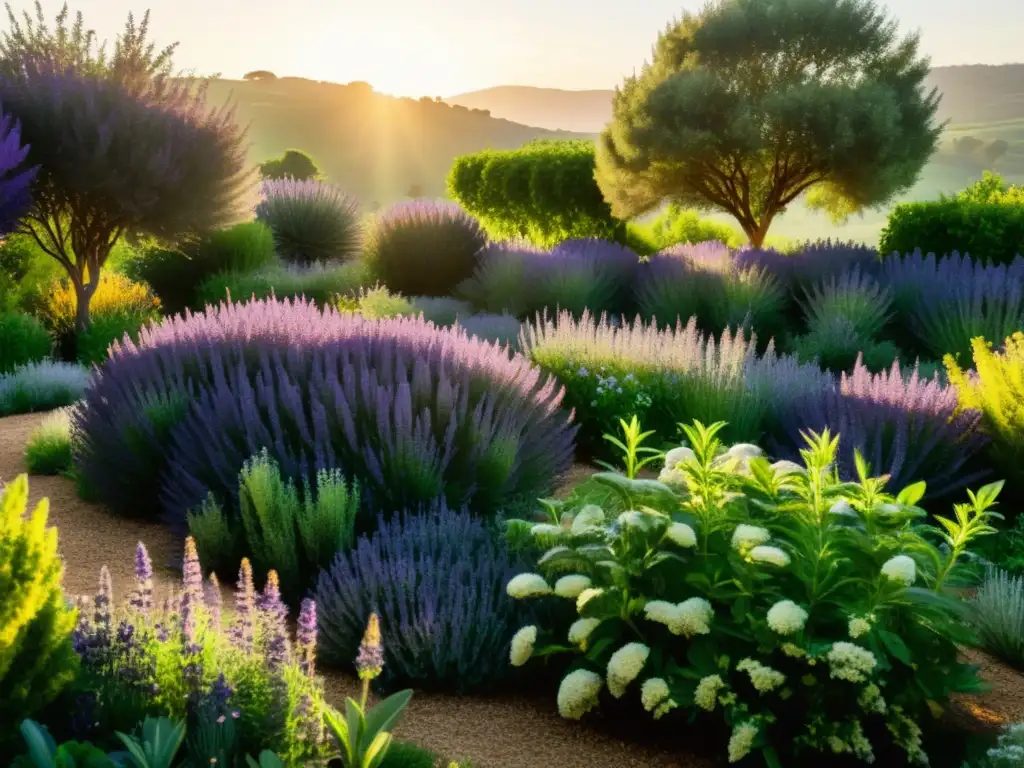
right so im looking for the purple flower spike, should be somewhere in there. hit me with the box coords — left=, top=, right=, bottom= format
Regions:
left=230, top=558, right=256, bottom=652
left=182, top=536, right=203, bottom=601
left=94, top=566, right=113, bottom=637
left=205, top=573, right=222, bottom=630
left=129, top=541, right=154, bottom=614
left=296, top=599, right=317, bottom=678
left=259, top=571, right=290, bottom=669
left=355, top=613, right=384, bottom=681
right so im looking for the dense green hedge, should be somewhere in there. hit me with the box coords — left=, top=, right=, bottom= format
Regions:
left=879, top=199, right=1024, bottom=263
left=447, top=139, right=624, bottom=246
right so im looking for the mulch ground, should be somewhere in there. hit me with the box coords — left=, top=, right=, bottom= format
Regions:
left=2, top=410, right=1022, bottom=766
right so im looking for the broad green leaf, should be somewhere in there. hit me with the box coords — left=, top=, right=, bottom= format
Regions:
left=20, top=720, right=57, bottom=767
left=878, top=630, right=912, bottom=665
left=363, top=689, right=413, bottom=740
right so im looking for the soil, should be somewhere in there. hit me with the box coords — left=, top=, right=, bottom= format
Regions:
left=3, top=410, right=1023, bottom=767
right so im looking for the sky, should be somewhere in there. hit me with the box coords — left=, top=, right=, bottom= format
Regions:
left=18, top=0, right=1024, bottom=98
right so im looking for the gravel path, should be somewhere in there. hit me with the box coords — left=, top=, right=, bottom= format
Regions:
left=0, top=412, right=702, bottom=768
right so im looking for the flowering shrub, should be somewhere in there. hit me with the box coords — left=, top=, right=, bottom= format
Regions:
left=41, top=266, right=160, bottom=338
left=542, top=238, right=638, bottom=316
left=73, top=297, right=576, bottom=524
left=799, top=267, right=892, bottom=340
left=365, top=201, right=487, bottom=297
left=315, top=504, right=527, bottom=693
left=254, top=178, right=363, bottom=265
left=777, top=358, right=986, bottom=498
left=456, top=242, right=547, bottom=317
left=0, top=475, right=79, bottom=748
left=0, top=311, right=51, bottom=373
left=195, top=261, right=369, bottom=309
left=736, top=240, right=881, bottom=291
left=506, top=420, right=996, bottom=766
left=66, top=539, right=334, bottom=765
left=0, top=360, right=90, bottom=416
left=946, top=333, right=1024, bottom=491
left=791, top=314, right=902, bottom=374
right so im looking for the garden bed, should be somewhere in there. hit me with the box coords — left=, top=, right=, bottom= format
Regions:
left=3, top=411, right=1023, bottom=766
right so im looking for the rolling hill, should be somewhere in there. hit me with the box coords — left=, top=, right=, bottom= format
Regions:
left=199, top=77, right=586, bottom=207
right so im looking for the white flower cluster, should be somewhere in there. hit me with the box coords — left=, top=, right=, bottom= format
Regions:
left=766, top=600, right=808, bottom=635
left=728, top=721, right=759, bottom=763
left=576, top=587, right=604, bottom=611
left=607, top=642, right=650, bottom=698
left=887, top=706, right=928, bottom=765
left=827, top=642, right=877, bottom=683
left=848, top=615, right=873, bottom=639
left=781, top=642, right=806, bottom=658
left=665, top=522, right=697, bottom=548
left=644, top=597, right=713, bottom=637
left=858, top=682, right=887, bottom=714
left=659, top=446, right=696, bottom=486
left=571, top=504, right=605, bottom=534
left=554, top=574, right=592, bottom=598
left=749, top=545, right=791, bottom=567
left=881, top=555, right=917, bottom=586
left=770, top=459, right=805, bottom=477
left=567, top=617, right=601, bottom=649
left=640, top=677, right=677, bottom=719
left=506, top=573, right=552, bottom=598
left=731, top=524, right=771, bottom=552
left=737, top=658, right=786, bottom=693
left=509, top=625, right=537, bottom=667
left=530, top=523, right=563, bottom=539
left=829, top=499, right=858, bottom=518
left=557, top=669, right=603, bottom=720
left=694, top=674, right=726, bottom=711
left=849, top=720, right=875, bottom=763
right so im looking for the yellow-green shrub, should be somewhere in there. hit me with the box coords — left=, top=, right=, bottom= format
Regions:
left=946, top=333, right=1024, bottom=489
left=0, top=475, right=79, bottom=744
left=41, top=271, right=160, bottom=335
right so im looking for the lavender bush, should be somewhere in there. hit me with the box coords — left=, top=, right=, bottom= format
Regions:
left=315, top=504, right=528, bottom=693
left=73, top=297, right=576, bottom=526
left=456, top=241, right=547, bottom=316
left=365, top=201, right=487, bottom=297
left=67, top=540, right=332, bottom=764
left=881, top=251, right=1024, bottom=364
left=456, top=312, right=523, bottom=350
left=543, top=238, right=639, bottom=316
left=735, top=240, right=881, bottom=289
left=0, top=360, right=90, bottom=416
left=0, top=108, right=36, bottom=235
left=254, top=178, right=362, bottom=265
left=800, top=267, right=893, bottom=339
left=776, top=357, right=987, bottom=497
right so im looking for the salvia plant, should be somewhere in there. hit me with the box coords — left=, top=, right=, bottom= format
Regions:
left=734, top=240, right=881, bottom=291
left=365, top=200, right=487, bottom=298
left=72, top=297, right=576, bottom=525
left=66, top=538, right=333, bottom=766
left=254, top=178, right=363, bottom=265
left=315, top=503, right=528, bottom=693
left=541, top=238, right=639, bottom=317
left=505, top=420, right=997, bottom=766
left=969, top=568, right=1024, bottom=669
left=0, top=360, right=91, bottom=416
left=881, top=251, right=1024, bottom=364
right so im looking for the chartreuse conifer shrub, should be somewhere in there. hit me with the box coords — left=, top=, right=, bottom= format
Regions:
left=0, top=475, right=79, bottom=746
left=506, top=420, right=998, bottom=766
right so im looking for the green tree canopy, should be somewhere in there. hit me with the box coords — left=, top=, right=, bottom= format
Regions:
left=243, top=69, right=277, bottom=81
left=259, top=148, right=322, bottom=181
left=595, top=0, right=942, bottom=246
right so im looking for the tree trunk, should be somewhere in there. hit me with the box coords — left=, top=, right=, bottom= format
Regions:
left=74, top=278, right=98, bottom=335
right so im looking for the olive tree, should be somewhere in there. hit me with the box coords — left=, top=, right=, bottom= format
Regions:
left=595, top=0, right=942, bottom=247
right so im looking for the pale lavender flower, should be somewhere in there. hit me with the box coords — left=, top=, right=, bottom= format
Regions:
left=230, top=558, right=256, bottom=652
left=296, top=598, right=317, bottom=678
left=205, top=573, right=222, bottom=630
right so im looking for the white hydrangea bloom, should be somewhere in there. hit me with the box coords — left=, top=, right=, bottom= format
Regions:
left=850, top=720, right=875, bottom=763
left=576, top=587, right=604, bottom=612
left=727, top=443, right=763, bottom=460
left=766, top=600, right=808, bottom=635
left=554, top=574, right=592, bottom=599
left=694, top=674, right=726, bottom=711
left=506, top=573, right=552, bottom=599
left=664, top=446, right=697, bottom=468
left=557, top=669, right=603, bottom=720
left=617, top=510, right=649, bottom=528
left=658, top=466, right=687, bottom=486
left=567, top=617, right=601, bottom=649
left=571, top=504, right=605, bottom=534
left=736, top=658, right=786, bottom=693
left=665, top=522, right=697, bottom=548
left=538, top=545, right=570, bottom=564
left=640, top=677, right=671, bottom=712
left=509, top=625, right=537, bottom=667
left=881, top=555, right=916, bottom=586
left=770, top=459, right=805, bottom=476
left=848, top=616, right=873, bottom=639
left=643, top=600, right=681, bottom=627
left=888, top=706, right=928, bottom=765
left=728, top=722, right=759, bottom=763
left=607, top=642, right=650, bottom=697
left=749, top=545, right=791, bottom=567
left=731, top=524, right=771, bottom=552
left=829, top=499, right=857, bottom=517
left=653, top=698, right=678, bottom=720
left=675, top=597, right=714, bottom=637
left=827, top=642, right=877, bottom=683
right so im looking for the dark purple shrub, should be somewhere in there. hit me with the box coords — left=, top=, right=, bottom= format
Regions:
left=0, top=108, right=35, bottom=235
left=736, top=240, right=881, bottom=289
left=73, top=297, right=576, bottom=525
left=881, top=250, right=1024, bottom=364
left=776, top=357, right=987, bottom=498
left=545, top=238, right=639, bottom=315
left=314, top=502, right=528, bottom=693
left=254, top=178, right=362, bottom=265
left=365, top=200, right=487, bottom=297
left=456, top=241, right=548, bottom=316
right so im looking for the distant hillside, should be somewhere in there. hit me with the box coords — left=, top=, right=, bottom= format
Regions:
left=199, top=77, right=586, bottom=206
left=446, top=65, right=1024, bottom=133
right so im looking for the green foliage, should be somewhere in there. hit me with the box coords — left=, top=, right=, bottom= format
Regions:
left=507, top=420, right=993, bottom=765
left=195, top=261, right=369, bottom=308
left=336, top=285, right=416, bottom=319
left=791, top=315, right=901, bottom=374
left=188, top=450, right=359, bottom=599
left=125, top=223, right=278, bottom=315
left=379, top=740, right=438, bottom=768
left=447, top=140, right=624, bottom=247
left=259, top=149, right=322, bottom=182
left=630, top=204, right=743, bottom=252
left=326, top=688, right=412, bottom=768
left=75, top=313, right=148, bottom=366
left=970, top=569, right=1024, bottom=669
left=15, top=720, right=118, bottom=768
left=879, top=200, right=1024, bottom=264
left=0, top=475, right=79, bottom=748
left=945, top=334, right=1024, bottom=492
left=0, top=311, right=51, bottom=373
left=255, top=179, right=363, bottom=266
left=24, top=408, right=74, bottom=475
left=971, top=722, right=1024, bottom=768
left=407, top=296, right=473, bottom=326
left=595, top=0, right=941, bottom=247
left=949, top=172, right=1024, bottom=205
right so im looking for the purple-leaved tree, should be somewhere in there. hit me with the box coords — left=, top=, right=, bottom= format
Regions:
left=0, top=107, right=35, bottom=235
